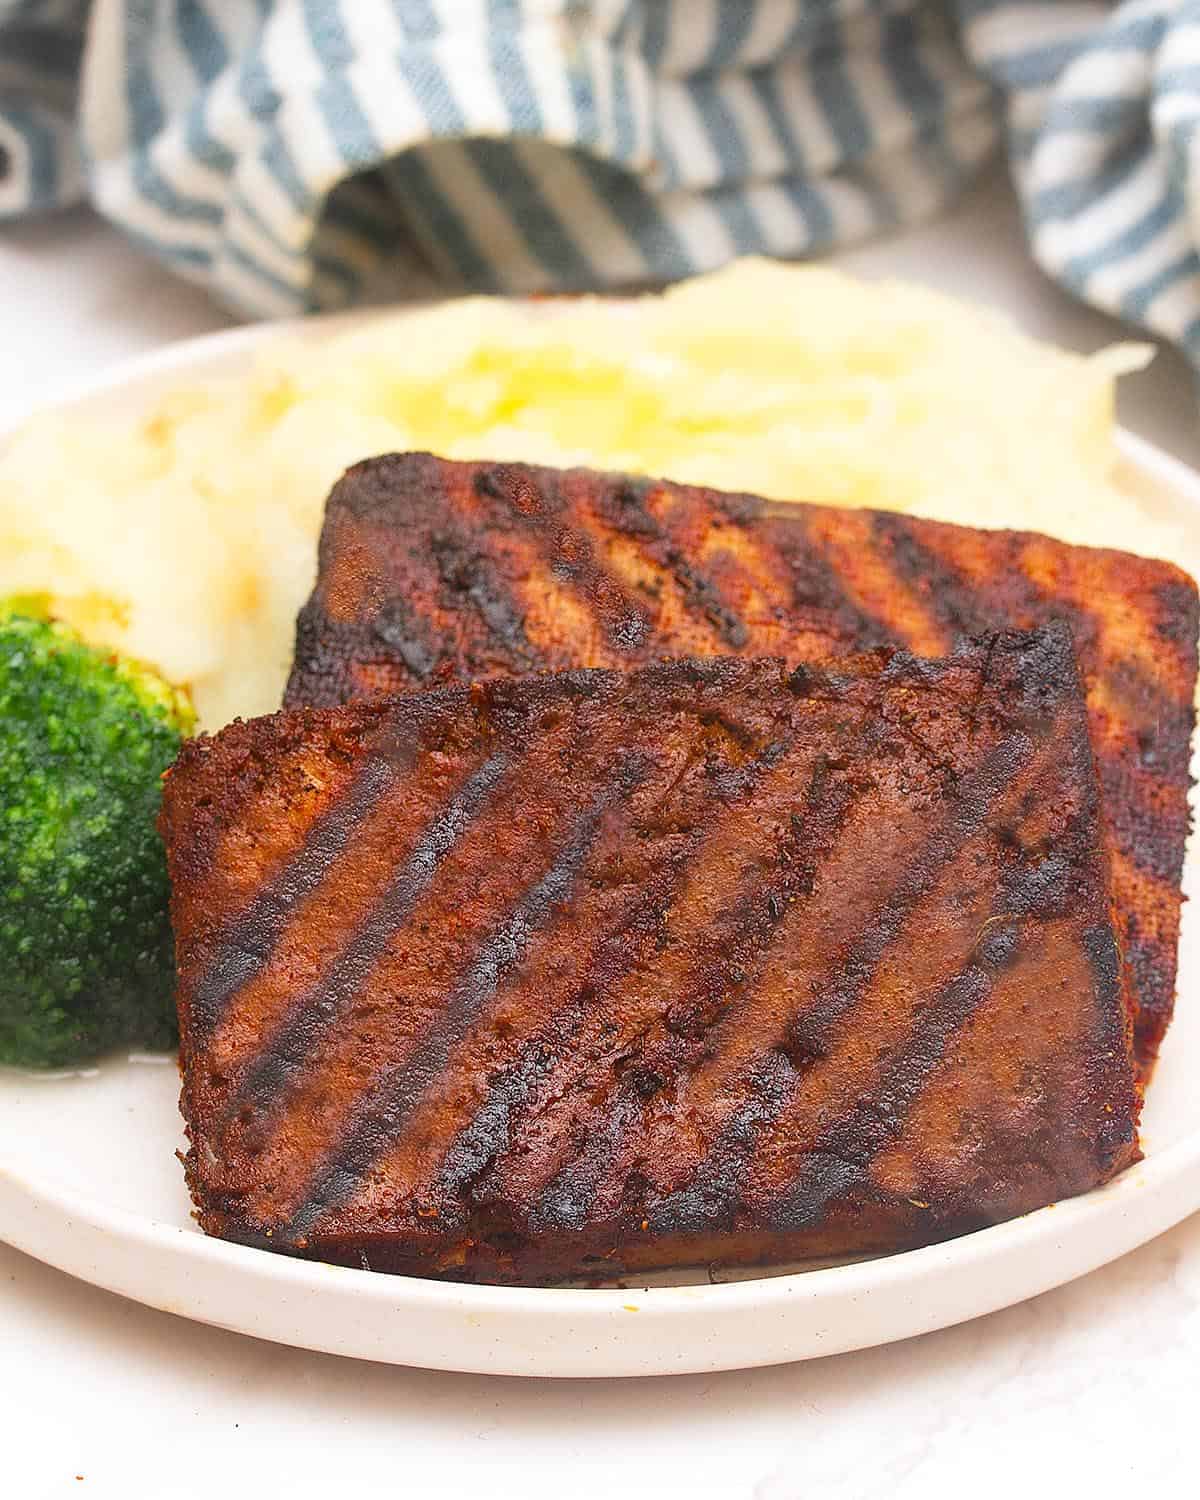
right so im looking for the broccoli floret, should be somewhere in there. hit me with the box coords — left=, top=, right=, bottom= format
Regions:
left=0, top=601, right=194, bottom=1068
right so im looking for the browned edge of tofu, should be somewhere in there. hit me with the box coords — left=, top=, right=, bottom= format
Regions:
left=164, top=628, right=1140, bottom=1284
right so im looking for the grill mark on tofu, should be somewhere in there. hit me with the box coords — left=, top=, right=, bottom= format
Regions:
left=558, top=475, right=752, bottom=650
left=188, top=745, right=404, bottom=1037
left=430, top=531, right=537, bottom=666
left=762, top=510, right=893, bottom=647
left=223, top=751, right=513, bottom=1120
left=408, top=861, right=692, bottom=1221
left=871, top=929, right=1130, bottom=1217
left=764, top=850, right=1126, bottom=1229
left=920, top=522, right=1195, bottom=868
left=1103, top=659, right=1196, bottom=774
left=413, top=733, right=809, bottom=1217
left=283, top=758, right=648, bottom=1240
left=222, top=700, right=645, bottom=1215
left=609, top=480, right=751, bottom=647
left=763, top=920, right=1028, bottom=1231
left=369, top=597, right=443, bottom=681
left=202, top=749, right=501, bottom=1085
left=787, top=506, right=952, bottom=658
left=293, top=600, right=439, bottom=693
left=757, top=731, right=1035, bottom=1034
left=672, top=823, right=1006, bottom=1202
left=750, top=727, right=1114, bottom=1214
left=768, top=900, right=1134, bottom=1230
left=648, top=735, right=1096, bottom=1234
left=472, top=463, right=653, bottom=654
left=432, top=1027, right=579, bottom=1208
left=533, top=731, right=1035, bottom=1231
left=1104, top=844, right=1178, bottom=1064
left=916, top=521, right=1193, bottom=785
left=870, top=511, right=998, bottom=639
left=295, top=719, right=814, bottom=1229
left=441, top=737, right=852, bottom=1223
left=520, top=761, right=858, bottom=1222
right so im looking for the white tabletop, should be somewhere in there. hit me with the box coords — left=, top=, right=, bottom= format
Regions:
left=4, top=165, right=1199, bottom=1500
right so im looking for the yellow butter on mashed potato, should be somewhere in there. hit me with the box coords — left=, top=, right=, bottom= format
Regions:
left=0, top=258, right=1161, bottom=729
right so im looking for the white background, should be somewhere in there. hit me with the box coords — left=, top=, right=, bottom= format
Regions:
left=3, top=165, right=1199, bottom=1498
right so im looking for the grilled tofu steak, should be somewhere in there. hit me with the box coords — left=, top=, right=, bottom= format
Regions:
left=164, top=629, right=1140, bottom=1283
left=286, top=453, right=1199, bottom=1073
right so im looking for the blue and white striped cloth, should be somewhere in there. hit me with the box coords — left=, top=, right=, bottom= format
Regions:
left=965, top=0, right=1200, bottom=368
left=2, top=1, right=1199, bottom=374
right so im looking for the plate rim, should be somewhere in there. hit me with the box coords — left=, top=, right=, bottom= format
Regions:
left=2, top=314, right=1198, bottom=1377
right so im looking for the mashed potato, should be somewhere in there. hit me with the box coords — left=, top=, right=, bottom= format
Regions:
left=0, top=259, right=1162, bottom=729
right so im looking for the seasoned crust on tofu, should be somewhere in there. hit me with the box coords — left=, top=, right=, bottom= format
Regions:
left=285, top=453, right=1199, bottom=1073
left=164, top=628, right=1140, bottom=1284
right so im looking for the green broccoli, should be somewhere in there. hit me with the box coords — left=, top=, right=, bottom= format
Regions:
left=0, top=600, right=194, bottom=1068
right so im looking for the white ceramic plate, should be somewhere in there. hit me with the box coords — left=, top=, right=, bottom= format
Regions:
left=1, top=321, right=1199, bottom=1379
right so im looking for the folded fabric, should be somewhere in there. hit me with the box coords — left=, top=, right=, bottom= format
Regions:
left=963, top=0, right=1200, bottom=372
left=0, top=0, right=998, bottom=312
left=1, top=0, right=1197, bottom=380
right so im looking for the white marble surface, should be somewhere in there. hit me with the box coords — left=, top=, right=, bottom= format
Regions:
left=3, top=166, right=1199, bottom=1498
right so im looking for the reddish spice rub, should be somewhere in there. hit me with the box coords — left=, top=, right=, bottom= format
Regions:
left=284, top=454, right=1200, bottom=1074
left=163, top=630, right=1140, bottom=1283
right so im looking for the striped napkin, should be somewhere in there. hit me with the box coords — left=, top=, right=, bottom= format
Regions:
left=3, top=1, right=1198, bottom=373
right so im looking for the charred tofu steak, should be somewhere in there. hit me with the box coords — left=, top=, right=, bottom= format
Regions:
left=286, top=454, right=1199, bottom=1073
left=164, top=628, right=1139, bottom=1283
